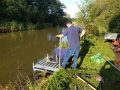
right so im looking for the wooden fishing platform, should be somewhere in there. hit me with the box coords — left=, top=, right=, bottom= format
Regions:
left=33, top=56, right=61, bottom=73
left=33, top=37, right=65, bottom=73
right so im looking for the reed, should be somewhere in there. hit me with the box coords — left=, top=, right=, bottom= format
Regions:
left=18, top=23, right=23, bottom=31
left=10, top=20, right=17, bottom=32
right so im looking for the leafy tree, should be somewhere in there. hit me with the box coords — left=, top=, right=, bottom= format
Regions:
left=0, top=0, right=66, bottom=31
left=75, top=0, right=120, bottom=33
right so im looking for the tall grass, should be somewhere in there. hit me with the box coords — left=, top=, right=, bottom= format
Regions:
left=0, top=81, right=16, bottom=90
left=0, top=21, right=38, bottom=32
left=10, top=20, right=17, bottom=32
left=18, top=23, right=23, bottom=31
left=0, top=22, right=10, bottom=32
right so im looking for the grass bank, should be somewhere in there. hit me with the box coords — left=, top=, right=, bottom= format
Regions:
left=41, top=36, right=120, bottom=90
left=0, top=21, right=53, bottom=33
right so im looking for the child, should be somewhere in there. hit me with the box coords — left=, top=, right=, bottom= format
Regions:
left=46, top=42, right=68, bottom=63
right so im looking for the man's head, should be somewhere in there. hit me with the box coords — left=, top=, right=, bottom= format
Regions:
left=66, top=20, right=72, bottom=27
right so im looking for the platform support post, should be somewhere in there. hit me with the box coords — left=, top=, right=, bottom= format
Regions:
left=59, top=37, right=61, bottom=68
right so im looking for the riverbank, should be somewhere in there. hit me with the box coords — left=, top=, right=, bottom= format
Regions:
left=1, top=35, right=120, bottom=90
left=0, top=21, right=54, bottom=33
left=41, top=36, right=120, bottom=90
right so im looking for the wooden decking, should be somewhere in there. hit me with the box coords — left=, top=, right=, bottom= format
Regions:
left=33, top=57, right=61, bottom=73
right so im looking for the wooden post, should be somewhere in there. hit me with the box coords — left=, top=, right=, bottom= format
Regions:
left=47, top=54, right=49, bottom=59
left=32, top=62, right=35, bottom=72
left=59, top=37, right=61, bottom=68
left=77, top=75, right=97, bottom=90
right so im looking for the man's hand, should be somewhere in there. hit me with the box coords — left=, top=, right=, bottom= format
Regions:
left=80, top=29, right=85, bottom=38
left=56, top=35, right=59, bottom=38
left=56, top=34, right=64, bottom=38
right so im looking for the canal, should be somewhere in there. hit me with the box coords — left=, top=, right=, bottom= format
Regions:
left=0, top=27, right=66, bottom=85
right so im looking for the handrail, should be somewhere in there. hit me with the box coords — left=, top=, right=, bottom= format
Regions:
left=59, top=37, right=61, bottom=68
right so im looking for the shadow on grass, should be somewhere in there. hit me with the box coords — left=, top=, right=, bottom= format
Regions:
left=60, top=78, right=71, bottom=90
left=66, top=56, right=74, bottom=68
left=77, top=39, right=94, bottom=68
left=98, top=60, right=120, bottom=90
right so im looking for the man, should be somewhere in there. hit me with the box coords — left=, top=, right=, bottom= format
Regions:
left=56, top=21, right=85, bottom=69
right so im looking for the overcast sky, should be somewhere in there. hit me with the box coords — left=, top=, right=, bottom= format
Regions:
left=59, top=0, right=80, bottom=18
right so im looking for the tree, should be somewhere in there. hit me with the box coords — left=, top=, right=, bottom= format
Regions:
left=75, top=0, right=120, bottom=33
left=0, top=0, right=66, bottom=31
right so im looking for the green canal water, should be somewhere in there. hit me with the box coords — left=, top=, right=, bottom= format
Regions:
left=0, top=27, right=66, bottom=85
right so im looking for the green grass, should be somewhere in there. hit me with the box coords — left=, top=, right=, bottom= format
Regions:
left=79, top=36, right=120, bottom=90
left=41, top=36, right=120, bottom=90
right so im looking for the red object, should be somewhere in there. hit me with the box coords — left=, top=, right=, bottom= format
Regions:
left=113, top=40, right=119, bottom=45
left=117, top=48, right=120, bottom=52
left=113, top=40, right=120, bottom=52
left=113, top=40, right=120, bottom=46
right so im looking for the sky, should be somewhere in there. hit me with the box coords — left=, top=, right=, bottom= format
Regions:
left=59, top=0, right=81, bottom=18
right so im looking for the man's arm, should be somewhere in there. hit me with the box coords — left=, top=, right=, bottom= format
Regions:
left=80, top=29, right=85, bottom=38
left=56, top=34, right=64, bottom=38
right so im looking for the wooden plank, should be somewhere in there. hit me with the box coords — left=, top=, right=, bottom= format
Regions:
left=77, top=75, right=97, bottom=90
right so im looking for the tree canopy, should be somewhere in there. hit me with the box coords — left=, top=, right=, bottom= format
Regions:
left=75, top=0, right=120, bottom=33
left=0, top=0, right=68, bottom=32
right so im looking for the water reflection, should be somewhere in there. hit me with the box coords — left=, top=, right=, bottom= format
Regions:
left=58, top=27, right=66, bottom=33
